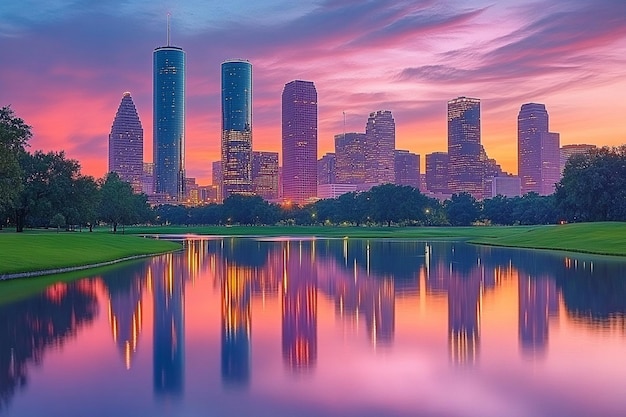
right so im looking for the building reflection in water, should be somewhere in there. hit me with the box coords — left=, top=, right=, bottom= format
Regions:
left=317, top=239, right=396, bottom=348
left=101, top=264, right=146, bottom=370
left=282, top=240, right=318, bottom=371
left=221, top=262, right=253, bottom=387
left=519, top=274, right=559, bottom=358
left=0, top=281, right=98, bottom=411
left=427, top=244, right=483, bottom=366
left=152, top=253, right=185, bottom=399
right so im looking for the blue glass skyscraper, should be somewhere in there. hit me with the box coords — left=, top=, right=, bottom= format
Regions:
left=153, top=40, right=185, bottom=201
left=221, top=60, right=253, bottom=198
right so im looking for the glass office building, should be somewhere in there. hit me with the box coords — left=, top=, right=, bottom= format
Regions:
left=221, top=60, right=253, bottom=198
left=153, top=45, right=186, bottom=201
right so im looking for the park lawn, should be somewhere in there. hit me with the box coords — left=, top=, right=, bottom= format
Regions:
left=124, top=224, right=539, bottom=239
left=0, top=231, right=181, bottom=276
left=126, top=222, right=626, bottom=256
left=469, top=222, right=626, bottom=256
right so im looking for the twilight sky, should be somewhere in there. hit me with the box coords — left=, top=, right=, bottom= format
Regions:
left=1, top=0, right=625, bottom=184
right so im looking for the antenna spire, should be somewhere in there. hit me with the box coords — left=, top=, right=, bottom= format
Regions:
left=343, top=111, right=346, bottom=137
left=167, top=13, right=171, bottom=46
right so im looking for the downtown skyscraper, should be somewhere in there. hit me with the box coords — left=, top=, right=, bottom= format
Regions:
left=109, top=92, right=143, bottom=193
left=282, top=80, right=318, bottom=204
left=222, top=60, right=253, bottom=198
left=518, top=103, right=560, bottom=195
left=153, top=34, right=185, bottom=201
left=447, top=97, right=483, bottom=199
left=365, top=110, right=395, bottom=184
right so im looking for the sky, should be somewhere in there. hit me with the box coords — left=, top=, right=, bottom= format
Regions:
left=1, top=0, right=625, bottom=184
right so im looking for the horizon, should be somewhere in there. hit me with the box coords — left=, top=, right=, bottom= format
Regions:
left=2, top=0, right=625, bottom=185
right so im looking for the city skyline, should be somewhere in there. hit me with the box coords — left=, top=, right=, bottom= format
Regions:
left=1, top=0, right=625, bottom=184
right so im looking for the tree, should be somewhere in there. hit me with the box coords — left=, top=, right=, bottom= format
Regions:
left=0, top=106, right=31, bottom=220
left=50, top=213, right=66, bottom=233
left=69, top=176, right=100, bottom=231
left=98, top=172, right=136, bottom=233
left=555, top=146, right=626, bottom=222
left=445, top=193, right=480, bottom=226
left=14, top=151, right=81, bottom=232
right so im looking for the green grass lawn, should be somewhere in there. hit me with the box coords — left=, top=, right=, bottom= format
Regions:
left=0, top=231, right=181, bottom=276
left=469, top=222, right=626, bottom=256
left=124, top=224, right=536, bottom=239
left=126, top=222, right=626, bottom=256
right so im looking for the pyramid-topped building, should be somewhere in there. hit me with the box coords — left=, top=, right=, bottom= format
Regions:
left=109, top=92, right=144, bottom=193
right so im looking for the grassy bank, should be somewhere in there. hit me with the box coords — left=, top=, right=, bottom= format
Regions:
left=469, top=222, right=626, bottom=256
left=127, top=222, right=626, bottom=256
left=0, top=232, right=181, bottom=276
left=125, top=224, right=535, bottom=239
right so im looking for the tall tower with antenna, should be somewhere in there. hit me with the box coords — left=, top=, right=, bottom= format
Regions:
left=153, top=15, right=186, bottom=201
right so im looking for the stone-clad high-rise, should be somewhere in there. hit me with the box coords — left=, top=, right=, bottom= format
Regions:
left=109, top=92, right=143, bottom=193
left=282, top=80, right=317, bottom=204
left=518, top=103, right=560, bottom=195
left=447, top=97, right=483, bottom=199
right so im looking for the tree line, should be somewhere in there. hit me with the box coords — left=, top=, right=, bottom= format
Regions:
left=2, top=106, right=625, bottom=231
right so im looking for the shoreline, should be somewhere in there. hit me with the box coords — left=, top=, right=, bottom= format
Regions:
left=0, top=249, right=181, bottom=281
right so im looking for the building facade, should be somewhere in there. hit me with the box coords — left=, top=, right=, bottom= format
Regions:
left=109, top=92, right=143, bottom=193
left=447, top=97, right=483, bottom=199
left=517, top=103, right=561, bottom=195
left=335, top=132, right=367, bottom=184
left=317, top=153, right=336, bottom=186
left=539, top=132, right=560, bottom=195
left=425, top=152, right=449, bottom=194
left=222, top=60, right=253, bottom=198
left=365, top=110, right=395, bottom=184
left=560, top=144, right=596, bottom=175
left=282, top=80, right=318, bottom=204
left=252, top=151, right=279, bottom=200
left=212, top=160, right=223, bottom=202
left=394, top=150, right=420, bottom=189
left=153, top=45, right=185, bottom=201
left=518, top=103, right=549, bottom=195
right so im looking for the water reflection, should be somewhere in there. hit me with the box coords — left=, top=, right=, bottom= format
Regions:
left=152, top=254, right=185, bottom=399
left=101, top=263, right=145, bottom=369
left=518, top=275, right=559, bottom=358
left=0, top=281, right=98, bottom=411
left=282, top=241, right=317, bottom=371
left=1, top=238, right=626, bottom=417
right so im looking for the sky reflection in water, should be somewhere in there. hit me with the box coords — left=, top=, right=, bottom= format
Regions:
left=1, top=238, right=625, bottom=417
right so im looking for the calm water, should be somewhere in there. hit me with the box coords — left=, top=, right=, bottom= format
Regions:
left=1, top=237, right=626, bottom=417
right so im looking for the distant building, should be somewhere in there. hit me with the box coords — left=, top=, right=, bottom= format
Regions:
left=365, top=110, right=395, bottom=184
left=153, top=42, right=185, bottom=201
left=448, top=97, right=483, bottom=199
left=222, top=60, right=253, bottom=198
left=282, top=80, right=318, bottom=204
left=252, top=151, right=279, bottom=200
left=109, top=92, right=144, bottom=193
left=184, top=177, right=199, bottom=205
left=560, top=144, right=596, bottom=175
left=317, top=153, right=336, bottom=186
left=335, top=132, right=367, bottom=184
left=425, top=152, right=449, bottom=194
left=518, top=103, right=560, bottom=195
left=142, top=162, right=154, bottom=195
left=199, top=185, right=219, bottom=204
left=212, top=160, right=222, bottom=202
left=540, top=132, right=560, bottom=195
left=484, top=176, right=521, bottom=199
left=317, top=183, right=358, bottom=200
left=394, top=150, right=420, bottom=189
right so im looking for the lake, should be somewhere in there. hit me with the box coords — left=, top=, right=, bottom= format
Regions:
left=1, top=237, right=625, bottom=417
